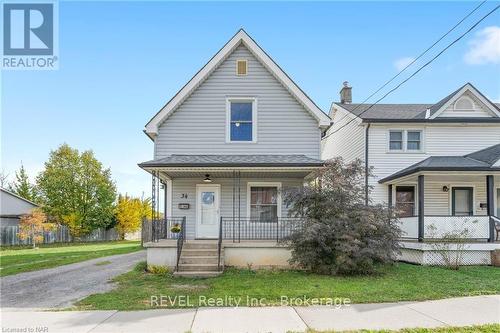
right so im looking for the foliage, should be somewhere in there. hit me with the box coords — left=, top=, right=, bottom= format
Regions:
left=17, top=208, right=55, bottom=248
left=170, top=223, right=181, bottom=233
left=426, top=220, right=476, bottom=270
left=36, top=144, right=116, bottom=236
left=9, top=164, right=38, bottom=203
left=283, top=158, right=401, bottom=275
left=147, top=264, right=170, bottom=275
left=115, top=194, right=152, bottom=238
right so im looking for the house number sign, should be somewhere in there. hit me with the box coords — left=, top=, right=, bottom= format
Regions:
left=181, top=193, right=188, bottom=199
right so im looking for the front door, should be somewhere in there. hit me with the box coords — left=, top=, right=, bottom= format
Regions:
left=196, top=185, right=220, bottom=238
left=452, top=187, right=473, bottom=216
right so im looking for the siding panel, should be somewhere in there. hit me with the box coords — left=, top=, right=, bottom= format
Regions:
left=155, top=45, right=321, bottom=158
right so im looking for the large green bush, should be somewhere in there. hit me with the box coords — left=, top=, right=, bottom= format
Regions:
left=283, top=158, right=401, bottom=275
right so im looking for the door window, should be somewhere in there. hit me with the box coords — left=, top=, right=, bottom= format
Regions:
left=395, top=186, right=415, bottom=217
left=452, top=187, right=473, bottom=216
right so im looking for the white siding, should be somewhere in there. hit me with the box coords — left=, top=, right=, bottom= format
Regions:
left=170, top=177, right=303, bottom=240
left=321, top=107, right=365, bottom=163
left=368, top=124, right=500, bottom=205
left=154, top=44, right=321, bottom=158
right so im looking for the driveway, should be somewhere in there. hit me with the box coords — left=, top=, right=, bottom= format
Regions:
left=1, top=250, right=145, bottom=309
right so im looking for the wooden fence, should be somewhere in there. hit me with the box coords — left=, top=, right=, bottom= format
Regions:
left=0, top=225, right=121, bottom=246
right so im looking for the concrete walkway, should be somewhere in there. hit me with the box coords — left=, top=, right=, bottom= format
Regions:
left=0, top=251, right=146, bottom=308
left=1, top=295, right=498, bottom=333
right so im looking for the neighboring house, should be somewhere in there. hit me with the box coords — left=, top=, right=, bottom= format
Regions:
left=0, top=188, right=38, bottom=227
left=139, top=29, right=330, bottom=275
left=322, top=82, right=500, bottom=265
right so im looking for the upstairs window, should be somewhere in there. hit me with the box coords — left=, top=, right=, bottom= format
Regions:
left=389, top=130, right=423, bottom=152
left=389, top=131, right=403, bottom=150
left=407, top=131, right=421, bottom=150
left=227, top=98, right=256, bottom=142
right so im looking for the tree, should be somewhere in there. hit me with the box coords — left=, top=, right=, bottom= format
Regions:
left=0, top=171, right=9, bottom=188
left=115, top=195, right=152, bottom=238
left=283, top=158, right=401, bottom=275
left=9, top=164, right=37, bottom=202
left=36, top=144, right=117, bottom=236
left=18, top=208, right=55, bottom=248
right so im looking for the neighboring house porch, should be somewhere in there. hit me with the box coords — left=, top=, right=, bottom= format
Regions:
left=378, top=144, right=500, bottom=265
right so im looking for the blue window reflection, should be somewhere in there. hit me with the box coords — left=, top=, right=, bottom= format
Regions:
left=230, top=102, right=253, bottom=141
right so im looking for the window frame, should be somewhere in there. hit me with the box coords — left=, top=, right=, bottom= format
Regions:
left=236, top=59, right=248, bottom=76
left=387, top=129, right=424, bottom=153
left=395, top=185, right=417, bottom=217
left=226, top=97, right=257, bottom=143
left=246, top=182, right=282, bottom=222
left=389, top=130, right=404, bottom=151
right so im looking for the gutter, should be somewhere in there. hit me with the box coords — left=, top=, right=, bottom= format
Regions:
left=364, top=123, right=370, bottom=205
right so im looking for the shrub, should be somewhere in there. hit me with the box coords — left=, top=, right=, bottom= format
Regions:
left=147, top=264, right=170, bottom=275
left=283, top=158, right=401, bottom=275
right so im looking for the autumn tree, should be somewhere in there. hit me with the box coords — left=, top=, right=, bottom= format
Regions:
left=9, top=164, right=38, bottom=202
left=115, top=195, right=152, bottom=238
left=18, top=208, right=55, bottom=248
left=36, top=144, right=116, bottom=237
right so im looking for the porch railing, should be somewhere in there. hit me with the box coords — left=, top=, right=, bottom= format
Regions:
left=141, top=217, right=186, bottom=243
left=399, top=215, right=491, bottom=241
left=219, top=217, right=306, bottom=243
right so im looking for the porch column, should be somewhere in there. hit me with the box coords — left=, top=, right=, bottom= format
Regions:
left=163, top=181, right=168, bottom=218
left=418, top=175, right=425, bottom=242
left=388, top=184, right=393, bottom=208
left=486, top=175, right=494, bottom=242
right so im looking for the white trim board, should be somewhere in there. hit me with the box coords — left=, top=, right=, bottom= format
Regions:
left=144, top=29, right=330, bottom=138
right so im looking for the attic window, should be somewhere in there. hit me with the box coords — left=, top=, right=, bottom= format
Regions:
left=236, top=60, right=247, bottom=75
left=454, top=96, right=474, bottom=110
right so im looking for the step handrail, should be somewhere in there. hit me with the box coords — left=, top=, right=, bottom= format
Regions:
left=175, top=217, right=186, bottom=271
left=217, top=216, right=223, bottom=271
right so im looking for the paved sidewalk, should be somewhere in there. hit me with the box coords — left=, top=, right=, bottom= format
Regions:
left=1, top=295, right=498, bottom=333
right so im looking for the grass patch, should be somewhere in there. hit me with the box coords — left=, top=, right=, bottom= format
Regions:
left=0, top=241, right=142, bottom=276
left=76, top=262, right=500, bottom=311
left=307, top=324, right=500, bottom=332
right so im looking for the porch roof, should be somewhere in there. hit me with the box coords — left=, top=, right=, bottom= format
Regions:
left=379, top=144, right=500, bottom=183
left=139, top=154, right=324, bottom=168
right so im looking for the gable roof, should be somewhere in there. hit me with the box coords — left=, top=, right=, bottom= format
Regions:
left=0, top=188, right=39, bottom=207
left=333, top=83, right=500, bottom=123
left=379, top=143, right=500, bottom=183
left=145, top=29, right=331, bottom=138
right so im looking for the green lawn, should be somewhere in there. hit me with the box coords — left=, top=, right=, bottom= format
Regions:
left=309, top=324, right=500, bottom=333
left=76, top=262, right=500, bottom=311
left=0, top=241, right=142, bottom=276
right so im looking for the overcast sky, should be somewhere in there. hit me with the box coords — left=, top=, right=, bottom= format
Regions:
left=2, top=1, right=499, bottom=198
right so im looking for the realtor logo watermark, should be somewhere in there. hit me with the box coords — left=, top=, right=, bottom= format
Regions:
left=2, top=1, right=58, bottom=70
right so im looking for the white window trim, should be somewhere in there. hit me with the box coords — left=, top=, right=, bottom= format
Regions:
left=387, top=129, right=425, bottom=153
left=236, top=59, right=248, bottom=76
left=246, top=182, right=282, bottom=220
left=226, top=97, right=258, bottom=143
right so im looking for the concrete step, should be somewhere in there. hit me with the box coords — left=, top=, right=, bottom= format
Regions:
left=177, top=263, right=219, bottom=272
left=173, top=271, right=222, bottom=278
left=182, top=249, right=220, bottom=256
left=180, top=256, right=219, bottom=265
left=183, top=242, right=218, bottom=249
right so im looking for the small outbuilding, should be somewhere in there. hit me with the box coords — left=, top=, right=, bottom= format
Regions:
left=0, top=188, right=38, bottom=227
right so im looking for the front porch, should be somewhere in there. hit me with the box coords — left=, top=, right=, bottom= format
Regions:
left=138, top=154, right=322, bottom=273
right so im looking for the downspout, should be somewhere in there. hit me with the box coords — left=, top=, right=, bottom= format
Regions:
left=364, top=123, right=370, bottom=206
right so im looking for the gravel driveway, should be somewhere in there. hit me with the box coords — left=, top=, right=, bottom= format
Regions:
left=1, top=250, right=145, bottom=309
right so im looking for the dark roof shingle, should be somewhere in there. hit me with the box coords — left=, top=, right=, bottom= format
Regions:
left=139, top=154, right=324, bottom=168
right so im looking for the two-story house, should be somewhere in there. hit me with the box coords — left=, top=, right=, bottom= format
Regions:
left=139, top=30, right=330, bottom=276
left=322, top=82, right=500, bottom=265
